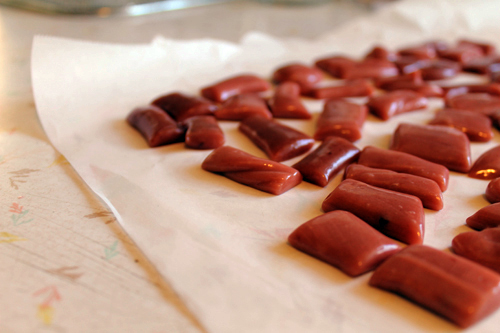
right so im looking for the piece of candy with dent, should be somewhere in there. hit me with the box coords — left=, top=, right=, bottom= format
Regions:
left=201, top=74, right=271, bottom=102
left=452, top=228, right=500, bottom=274
left=288, top=210, right=402, bottom=277
left=369, top=244, right=500, bottom=328
left=267, top=82, right=311, bottom=119
left=307, top=79, right=374, bottom=100
left=215, top=93, right=272, bottom=120
left=468, top=146, right=500, bottom=180
left=239, top=115, right=314, bottom=162
left=367, top=90, right=428, bottom=121
left=467, top=202, right=500, bottom=230
left=314, top=99, right=367, bottom=142
left=127, top=105, right=185, bottom=147
left=428, top=108, right=493, bottom=142
left=390, top=123, right=472, bottom=173
left=322, top=179, right=425, bottom=244
left=271, top=63, right=323, bottom=93
left=358, top=146, right=449, bottom=191
left=201, top=146, right=302, bottom=195
left=486, top=178, right=500, bottom=203
left=446, top=93, right=500, bottom=116
left=344, top=164, right=443, bottom=210
left=293, top=136, right=360, bottom=187
left=182, top=115, right=224, bottom=149
left=151, top=92, right=218, bottom=122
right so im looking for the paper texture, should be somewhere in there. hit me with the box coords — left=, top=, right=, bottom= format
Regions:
left=32, top=0, right=500, bottom=331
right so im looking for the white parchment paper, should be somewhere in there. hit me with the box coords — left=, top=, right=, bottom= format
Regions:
left=33, top=0, right=500, bottom=331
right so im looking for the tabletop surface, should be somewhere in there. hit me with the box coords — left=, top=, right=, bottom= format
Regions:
left=0, top=2, right=371, bottom=332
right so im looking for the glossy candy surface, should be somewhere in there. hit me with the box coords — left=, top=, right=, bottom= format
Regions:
left=293, top=136, right=360, bottom=187
left=322, top=179, right=425, bottom=244
left=364, top=45, right=398, bottom=61
left=182, top=115, right=224, bottom=150
left=267, top=81, right=311, bottom=119
left=307, top=79, right=374, bottom=100
left=215, top=93, right=272, bottom=120
left=369, top=245, right=500, bottom=328
left=429, top=108, right=493, bottom=142
left=314, top=99, right=367, bottom=142
left=127, top=105, right=185, bottom=147
left=239, top=116, right=314, bottom=162
left=288, top=210, right=402, bottom=277
left=466, top=202, right=500, bottom=230
left=462, top=55, right=500, bottom=74
left=438, top=43, right=485, bottom=64
left=272, top=63, right=323, bottom=93
left=344, top=164, right=443, bottom=210
left=358, top=146, right=449, bottom=191
left=367, top=90, right=428, bottom=120
left=390, top=123, right=472, bottom=173
left=201, top=74, right=271, bottom=102
left=201, top=146, right=302, bottom=195
left=151, top=92, right=218, bottom=122
left=486, top=178, right=500, bottom=203
left=452, top=228, right=500, bottom=274
left=315, top=55, right=355, bottom=78
left=468, top=146, right=500, bottom=180
left=446, top=93, right=500, bottom=116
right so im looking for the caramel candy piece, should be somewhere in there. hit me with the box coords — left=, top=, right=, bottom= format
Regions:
left=462, top=55, right=500, bottom=74
left=453, top=228, right=500, bottom=274
left=315, top=56, right=398, bottom=79
left=380, top=81, right=443, bottom=97
left=467, top=203, right=500, bottom=230
left=267, top=82, right=311, bottom=119
left=344, top=164, right=443, bottom=210
left=307, top=79, right=374, bottom=100
left=374, top=71, right=423, bottom=88
left=201, top=146, right=302, bottom=195
left=398, top=43, right=438, bottom=59
left=288, top=210, right=402, bottom=277
left=322, top=179, right=424, bottom=244
left=272, top=63, right=323, bottom=94
left=446, top=93, right=500, bottom=116
left=369, top=245, right=500, bottom=328
left=358, top=146, right=449, bottom=191
left=429, top=108, right=493, bottom=142
left=438, top=43, right=485, bottom=64
left=469, top=146, right=500, bottom=180
left=314, top=99, right=367, bottom=142
left=442, top=83, right=500, bottom=99
left=215, top=93, right=272, bottom=120
left=201, top=74, right=271, bottom=102
left=458, top=39, right=496, bottom=56
left=420, top=59, right=461, bottom=80
left=293, top=136, right=360, bottom=187
left=390, top=123, right=472, bottom=173
left=315, top=55, right=356, bottom=78
left=239, top=116, right=314, bottom=162
left=486, top=178, right=500, bottom=203
left=364, top=45, right=398, bottom=61
left=183, top=115, right=224, bottom=150
left=367, top=90, right=428, bottom=121
left=151, top=92, right=218, bottom=122
left=127, top=105, right=185, bottom=147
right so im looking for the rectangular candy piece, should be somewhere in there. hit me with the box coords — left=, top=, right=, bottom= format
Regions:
left=314, top=55, right=356, bottom=78
left=462, top=55, right=500, bottom=74
left=442, top=83, right=500, bottom=99
left=452, top=228, right=500, bottom=274
left=428, top=108, right=493, bottom=142
left=398, top=42, right=439, bottom=59
left=201, top=146, right=302, bottom=195
left=345, top=164, right=443, bottom=210
left=239, top=116, right=314, bottom=162
left=358, top=146, right=449, bottom=191
left=182, top=115, right=225, bottom=150
left=267, top=82, right=311, bottom=119
left=367, top=90, right=428, bottom=121
left=438, top=43, right=485, bottom=64
left=126, top=105, right=185, bottom=147
left=271, top=63, right=324, bottom=93
left=288, top=210, right=402, bottom=277
left=200, top=74, right=271, bottom=102
left=306, top=79, right=374, bottom=100
left=446, top=93, right=500, bottom=116
left=322, top=179, right=424, bottom=244
left=390, top=123, right=472, bottom=173
left=458, top=39, right=496, bottom=56
left=151, top=92, right=218, bottom=122
left=466, top=202, right=500, bottom=230
left=293, top=136, right=360, bottom=187
left=215, top=93, right=273, bottom=121
left=369, top=245, right=500, bottom=328
left=314, top=99, right=367, bottom=142
left=340, top=58, right=399, bottom=80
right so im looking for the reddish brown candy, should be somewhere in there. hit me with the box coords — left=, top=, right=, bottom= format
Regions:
left=288, top=210, right=402, bottom=277
left=420, top=59, right=461, bottom=80
left=438, top=43, right=485, bottom=64
left=215, top=93, right=272, bottom=120
left=462, top=55, right=500, bottom=74
left=446, top=93, right=500, bottom=116
left=458, top=39, right=496, bottom=56
left=201, top=146, right=301, bottom=195
left=315, top=55, right=356, bottom=78
left=358, top=146, right=449, bottom=191
left=452, top=228, right=500, bottom=274
left=293, top=136, right=360, bottom=187
left=374, top=71, right=423, bottom=89
left=469, top=146, right=500, bottom=180
left=151, top=92, right=218, bottom=122
left=367, top=90, right=428, bottom=121
left=390, top=123, right=472, bottom=173
left=369, top=245, right=500, bottom=328
left=201, top=74, right=271, bottom=102
left=395, top=56, right=430, bottom=74
left=126, top=105, right=185, bottom=147
left=267, top=82, right=311, bottom=119
left=344, top=164, right=443, bottom=210
left=307, top=79, right=374, bottom=100
left=398, top=43, right=438, bottom=59
left=340, top=58, right=399, bottom=80
left=364, top=45, right=398, bottom=61
left=486, top=178, right=500, bottom=203
left=182, top=115, right=224, bottom=150
left=442, top=83, right=500, bottom=99
left=314, top=99, right=367, bottom=142
left=271, top=63, right=323, bottom=93
left=428, top=108, right=493, bottom=142
left=380, top=81, right=443, bottom=97
left=467, top=203, right=500, bottom=230
left=238, top=116, right=314, bottom=162
left=322, top=179, right=424, bottom=244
